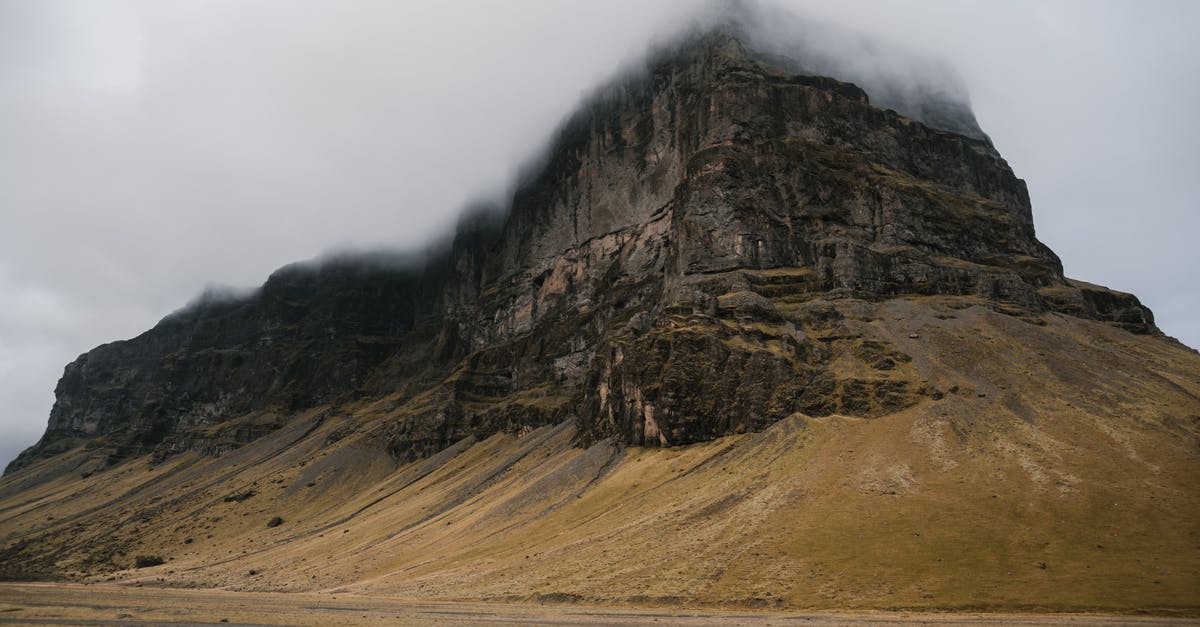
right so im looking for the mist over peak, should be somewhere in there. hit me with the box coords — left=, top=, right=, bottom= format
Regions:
left=685, top=0, right=984, bottom=138
left=166, top=284, right=259, bottom=320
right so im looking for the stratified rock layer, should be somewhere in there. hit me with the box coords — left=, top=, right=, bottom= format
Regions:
left=7, top=29, right=1158, bottom=475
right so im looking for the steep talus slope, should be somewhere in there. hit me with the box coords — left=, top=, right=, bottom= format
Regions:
left=1, top=299, right=1196, bottom=612
left=1, top=15, right=1197, bottom=613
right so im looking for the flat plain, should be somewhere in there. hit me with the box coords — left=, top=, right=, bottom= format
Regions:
left=0, top=583, right=1193, bottom=626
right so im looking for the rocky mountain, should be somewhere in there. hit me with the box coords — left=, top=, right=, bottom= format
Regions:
left=1, top=12, right=1196, bottom=614
left=5, top=26, right=1157, bottom=475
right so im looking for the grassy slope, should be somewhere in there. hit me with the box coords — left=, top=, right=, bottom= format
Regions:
left=1, top=297, right=1197, bottom=613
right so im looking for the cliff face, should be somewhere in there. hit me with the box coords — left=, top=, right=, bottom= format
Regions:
left=6, top=28, right=1158, bottom=475
left=15, top=259, right=429, bottom=466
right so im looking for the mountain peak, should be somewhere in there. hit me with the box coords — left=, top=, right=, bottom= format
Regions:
left=666, top=1, right=986, bottom=139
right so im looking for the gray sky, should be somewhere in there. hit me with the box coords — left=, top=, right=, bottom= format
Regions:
left=2, top=1, right=1197, bottom=469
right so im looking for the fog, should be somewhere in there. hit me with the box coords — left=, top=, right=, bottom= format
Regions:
left=2, top=0, right=1197, bottom=468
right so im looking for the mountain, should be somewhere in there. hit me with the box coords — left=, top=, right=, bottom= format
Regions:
left=2, top=15, right=1197, bottom=613
left=3, top=25, right=1159, bottom=474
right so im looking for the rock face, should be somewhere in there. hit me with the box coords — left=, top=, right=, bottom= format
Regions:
left=14, top=257, right=429, bottom=466
left=6, top=26, right=1158, bottom=474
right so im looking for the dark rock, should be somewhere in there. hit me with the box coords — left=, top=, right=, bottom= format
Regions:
left=134, top=555, right=164, bottom=568
left=223, top=490, right=256, bottom=503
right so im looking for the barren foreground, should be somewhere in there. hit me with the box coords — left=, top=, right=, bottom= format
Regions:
left=0, top=583, right=1192, bottom=626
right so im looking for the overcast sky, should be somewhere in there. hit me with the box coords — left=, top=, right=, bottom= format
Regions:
left=2, top=0, right=1197, bottom=469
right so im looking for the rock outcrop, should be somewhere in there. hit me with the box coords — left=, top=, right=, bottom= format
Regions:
left=6, top=24, right=1158, bottom=475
